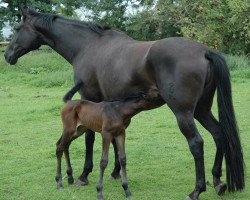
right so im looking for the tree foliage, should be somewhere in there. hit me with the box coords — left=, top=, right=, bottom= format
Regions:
left=0, top=0, right=82, bottom=34
left=156, top=0, right=249, bottom=54
left=80, top=0, right=132, bottom=31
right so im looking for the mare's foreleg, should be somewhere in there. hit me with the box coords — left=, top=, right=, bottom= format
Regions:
left=76, top=129, right=95, bottom=186
left=96, top=132, right=112, bottom=200
left=115, top=133, right=131, bottom=197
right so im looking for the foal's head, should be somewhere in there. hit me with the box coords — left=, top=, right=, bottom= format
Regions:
left=4, top=8, right=51, bottom=65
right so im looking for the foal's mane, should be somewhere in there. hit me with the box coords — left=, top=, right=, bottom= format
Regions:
left=27, top=9, right=111, bottom=35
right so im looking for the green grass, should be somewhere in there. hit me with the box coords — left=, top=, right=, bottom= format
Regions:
left=0, top=49, right=249, bottom=200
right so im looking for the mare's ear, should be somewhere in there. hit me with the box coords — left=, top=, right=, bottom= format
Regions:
left=19, top=6, right=28, bottom=20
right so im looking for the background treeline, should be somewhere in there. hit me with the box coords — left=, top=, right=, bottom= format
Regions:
left=0, top=0, right=249, bottom=55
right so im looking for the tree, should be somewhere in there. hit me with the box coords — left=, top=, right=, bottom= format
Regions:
left=126, top=0, right=181, bottom=40
left=155, top=0, right=249, bottom=54
left=0, top=0, right=83, bottom=39
left=78, top=0, right=131, bottom=31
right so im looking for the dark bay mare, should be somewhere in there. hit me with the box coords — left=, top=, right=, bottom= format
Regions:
left=4, top=9, right=244, bottom=200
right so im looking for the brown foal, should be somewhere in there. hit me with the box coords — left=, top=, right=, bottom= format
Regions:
left=55, top=88, right=161, bottom=199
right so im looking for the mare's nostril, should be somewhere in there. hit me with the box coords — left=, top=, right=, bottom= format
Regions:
left=4, top=53, right=9, bottom=61
left=4, top=52, right=12, bottom=63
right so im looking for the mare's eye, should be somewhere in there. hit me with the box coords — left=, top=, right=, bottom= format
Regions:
left=14, top=25, right=21, bottom=31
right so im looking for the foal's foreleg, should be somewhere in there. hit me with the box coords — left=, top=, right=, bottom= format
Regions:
left=115, top=133, right=131, bottom=197
left=96, top=132, right=112, bottom=200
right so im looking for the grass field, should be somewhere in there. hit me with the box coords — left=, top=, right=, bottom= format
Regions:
left=0, top=47, right=249, bottom=200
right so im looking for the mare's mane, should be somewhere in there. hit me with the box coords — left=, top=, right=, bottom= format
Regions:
left=27, top=9, right=112, bottom=35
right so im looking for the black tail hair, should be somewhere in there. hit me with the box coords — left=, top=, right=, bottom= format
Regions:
left=205, top=51, right=245, bottom=192
left=63, top=82, right=84, bottom=102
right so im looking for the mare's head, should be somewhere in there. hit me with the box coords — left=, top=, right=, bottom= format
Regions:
left=4, top=9, right=49, bottom=65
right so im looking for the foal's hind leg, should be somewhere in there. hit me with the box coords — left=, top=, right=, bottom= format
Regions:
left=65, top=126, right=86, bottom=185
left=110, top=139, right=121, bottom=179
left=64, top=143, right=74, bottom=184
left=195, top=110, right=227, bottom=195
left=55, top=132, right=72, bottom=189
left=115, top=133, right=131, bottom=197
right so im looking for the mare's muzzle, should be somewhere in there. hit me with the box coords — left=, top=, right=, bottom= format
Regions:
left=4, top=49, right=18, bottom=65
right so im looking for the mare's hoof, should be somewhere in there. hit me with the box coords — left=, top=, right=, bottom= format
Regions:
left=215, top=183, right=227, bottom=196
left=75, top=178, right=89, bottom=186
left=97, top=194, right=104, bottom=200
left=57, top=183, right=63, bottom=189
left=185, top=196, right=198, bottom=200
left=125, top=190, right=132, bottom=198
left=110, top=173, right=121, bottom=180
left=68, top=176, right=74, bottom=184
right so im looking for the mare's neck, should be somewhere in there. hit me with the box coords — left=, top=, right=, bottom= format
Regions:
left=36, top=17, right=97, bottom=65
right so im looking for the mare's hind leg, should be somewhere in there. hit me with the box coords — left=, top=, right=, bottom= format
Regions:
left=115, top=133, right=131, bottom=197
left=195, top=110, right=227, bottom=195
left=175, top=112, right=206, bottom=200
left=156, top=70, right=207, bottom=199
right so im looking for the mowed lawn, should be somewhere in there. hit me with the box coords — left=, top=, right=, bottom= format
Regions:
left=0, top=48, right=249, bottom=200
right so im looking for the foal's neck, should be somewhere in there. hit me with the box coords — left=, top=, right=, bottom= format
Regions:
left=118, top=98, right=146, bottom=118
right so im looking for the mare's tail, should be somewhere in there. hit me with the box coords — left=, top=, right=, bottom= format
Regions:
left=205, top=51, right=245, bottom=192
left=63, top=82, right=84, bottom=102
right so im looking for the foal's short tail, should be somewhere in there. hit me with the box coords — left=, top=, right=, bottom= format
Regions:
left=205, top=51, right=245, bottom=192
left=63, top=82, right=84, bottom=102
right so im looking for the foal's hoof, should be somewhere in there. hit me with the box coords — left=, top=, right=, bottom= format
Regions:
left=215, top=183, right=227, bottom=196
left=75, top=178, right=89, bottom=186
left=68, top=176, right=74, bottom=185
